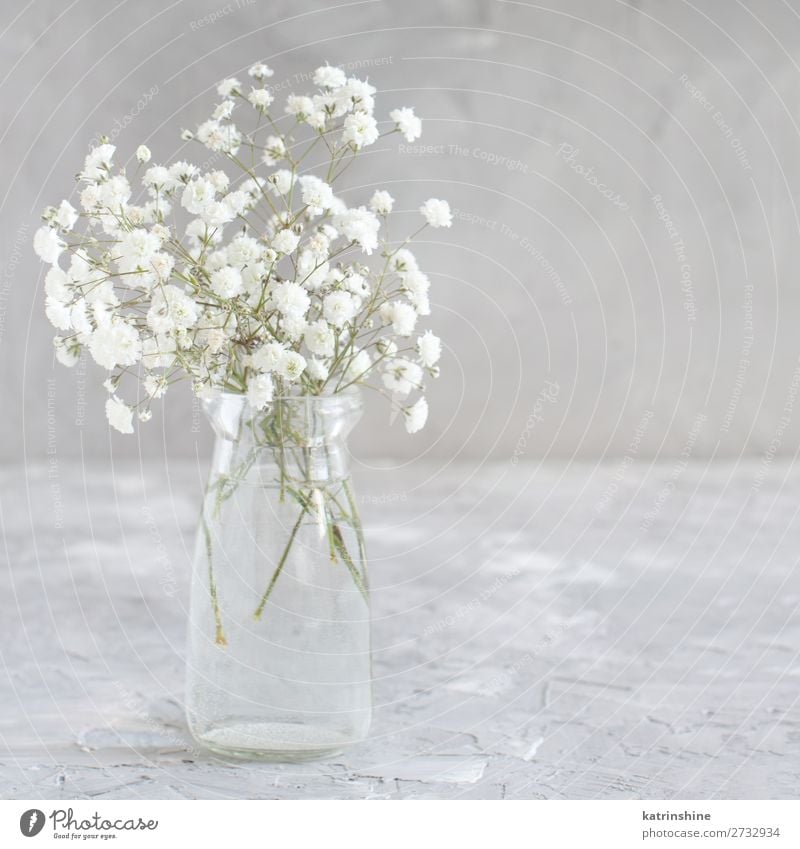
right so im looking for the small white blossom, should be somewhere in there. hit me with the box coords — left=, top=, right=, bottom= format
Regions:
left=404, top=396, right=428, bottom=433
left=369, top=190, right=394, bottom=215
left=382, top=358, right=422, bottom=396
left=323, top=290, right=357, bottom=327
left=380, top=301, right=417, bottom=337
left=420, top=197, right=452, bottom=228
left=89, top=321, right=142, bottom=370
left=248, top=88, right=274, bottom=110
left=106, top=396, right=134, bottom=434
left=304, top=319, right=335, bottom=357
left=33, top=226, right=65, bottom=264
left=216, top=77, right=241, bottom=97
left=342, top=111, right=379, bottom=149
left=262, top=135, right=286, bottom=166
left=248, top=62, right=274, bottom=80
left=417, top=330, right=441, bottom=367
left=275, top=350, right=306, bottom=382
left=271, top=228, right=300, bottom=254
left=390, top=107, right=422, bottom=142
left=285, top=94, right=315, bottom=120
left=251, top=341, right=285, bottom=372
left=333, top=206, right=380, bottom=254
left=246, top=372, right=275, bottom=409
left=136, top=144, right=151, bottom=163
left=272, top=281, right=310, bottom=320
left=314, top=64, right=347, bottom=89
left=210, top=266, right=243, bottom=298
left=54, top=200, right=78, bottom=230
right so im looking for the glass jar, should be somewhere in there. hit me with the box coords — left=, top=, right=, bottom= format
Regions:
left=185, top=390, right=371, bottom=760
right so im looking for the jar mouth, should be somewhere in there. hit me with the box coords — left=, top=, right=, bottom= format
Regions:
left=204, top=387, right=363, bottom=442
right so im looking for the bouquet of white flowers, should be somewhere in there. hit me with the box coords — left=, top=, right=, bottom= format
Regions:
left=34, top=63, right=451, bottom=653
left=34, top=61, right=448, bottom=436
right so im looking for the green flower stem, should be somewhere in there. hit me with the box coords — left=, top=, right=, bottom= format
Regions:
left=201, top=512, right=227, bottom=646
left=253, top=501, right=308, bottom=620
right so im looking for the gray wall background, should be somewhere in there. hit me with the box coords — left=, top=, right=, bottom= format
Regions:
left=3, top=0, right=800, bottom=463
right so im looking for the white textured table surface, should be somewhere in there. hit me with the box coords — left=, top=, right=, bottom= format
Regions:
left=1, top=460, right=798, bottom=800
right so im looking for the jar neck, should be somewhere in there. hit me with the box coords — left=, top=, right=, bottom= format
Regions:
left=205, top=391, right=362, bottom=486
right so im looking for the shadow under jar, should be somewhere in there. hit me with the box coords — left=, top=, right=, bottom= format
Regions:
left=185, top=389, right=371, bottom=761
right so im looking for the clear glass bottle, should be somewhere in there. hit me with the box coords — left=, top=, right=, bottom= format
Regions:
left=185, top=390, right=371, bottom=760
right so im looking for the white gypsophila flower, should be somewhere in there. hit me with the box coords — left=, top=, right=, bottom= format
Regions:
left=181, top=178, right=216, bottom=214
left=80, top=184, right=101, bottom=211
left=323, top=290, right=357, bottom=328
left=116, top=228, right=161, bottom=283
left=340, top=78, right=376, bottom=114
left=223, top=190, right=249, bottom=216
left=201, top=200, right=236, bottom=227
left=213, top=100, right=235, bottom=121
left=271, top=228, right=300, bottom=254
left=45, top=297, right=72, bottom=331
left=141, top=334, right=177, bottom=369
left=246, top=372, right=275, bottom=410
left=314, top=64, right=347, bottom=89
left=345, top=348, right=371, bottom=383
left=70, top=300, right=92, bottom=335
left=275, top=350, right=306, bottom=382
left=342, top=111, right=379, bottom=149
left=382, top=358, right=422, bottom=396
left=169, top=160, right=199, bottom=183
left=379, top=301, right=417, bottom=337
left=54, top=200, right=78, bottom=230
left=262, top=135, right=286, bottom=166
left=280, top=314, right=307, bottom=341
left=150, top=252, right=175, bottom=282
left=53, top=336, right=80, bottom=367
left=420, top=197, right=452, bottom=228
left=247, top=88, right=274, bottom=110
left=196, top=119, right=241, bottom=155
left=306, top=357, right=329, bottom=381
left=138, top=409, right=153, bottom=422
left=146, top=285, right=199, bottom=334
left=389, top=107, right=422, bottom=142
left=343, top=272, right=369, bottom=297
left=33, top=226, right=65, bottom=265
left=404, top=396, right=428, bottom=434
left=217, top=77, right=241, bottom=97
left=45, top=267, right=71, bottom=302
left=210, top=266, right=243, bottom=298
left=417, top=330, right=442, bottom=367
left=369, top=190, right=394, bottom=216
left=285, top=95, right=315, bottom=120
left=248, top=62, right=274, bottom=80
left=82, top=144, right=115, bottom=181
left=272, top=281, right=310, bottom=320
left=205, top=169, right=229, bottom=192
left=251, top=341, right=285, bottom=372
left=304, top=319, right=335, bottom=357
left=296, top=250, right=329, bottom=291
left=144, top=373, right=168, bottom=399
left=136, top=144, right=151, bottom=163
left=241, top=261, right=266, bottom=294
left=306, top=231, right=330, bottom=261
left=106, top=396, right=134, bottom=434
left=268, top=169, right=296, bottom=196
left=89, top=321, right=142, bottom=370
left=391, top=248, right=418, bottom=274
left=333, top=206, right=380, bottom=254
left=226, top=235, right=260, bottom=268
left=299, top=175, right=334, bottom=214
